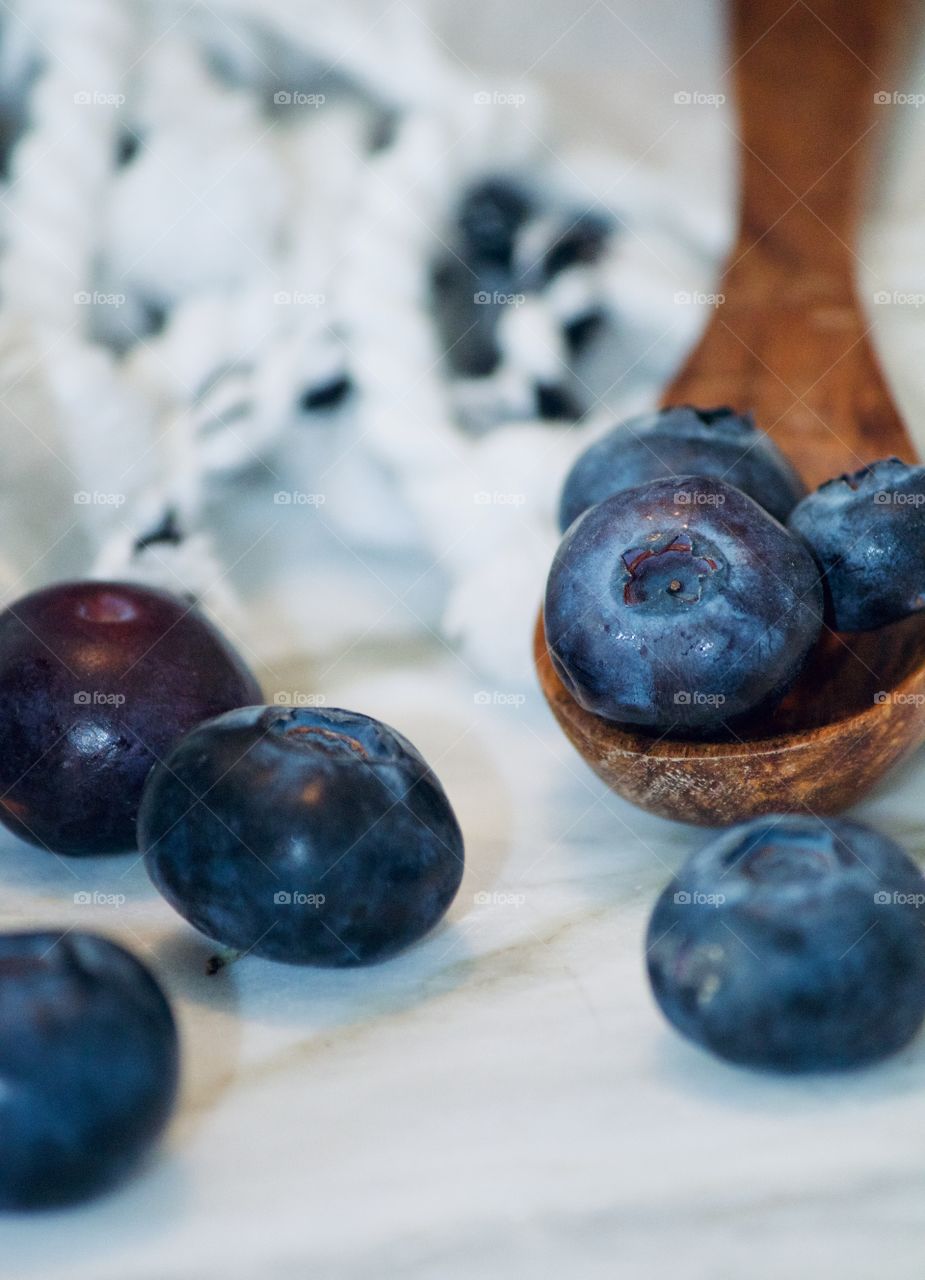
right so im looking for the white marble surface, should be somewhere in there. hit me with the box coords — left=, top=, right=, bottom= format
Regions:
left=5, top=647, right=925, bottom=1280
left=4, top=2, right=925, bottom=1277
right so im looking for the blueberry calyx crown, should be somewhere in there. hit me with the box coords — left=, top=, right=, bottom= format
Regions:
left=821, top=456, right=907, bottom=494
left=666, top=404, right=756, bottom=438
left=724, top=824, right=847, bottom=884
left=283, top=724, right=369, bottom=760
left=686, top=405, right=754, bottom=434
left=262, top=708, right=370, bottom=760
left=621, top=531, right=720, bottom=606
left=256, top=706, right=418, bottom=772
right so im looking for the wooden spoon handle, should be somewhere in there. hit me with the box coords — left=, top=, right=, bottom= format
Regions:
left=664, top=0, right=916, bottom=481
left=734, top=0, right=905, bottom=259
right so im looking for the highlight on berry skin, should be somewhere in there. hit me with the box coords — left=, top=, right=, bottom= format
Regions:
left=0, top=580, right=262, bottom=857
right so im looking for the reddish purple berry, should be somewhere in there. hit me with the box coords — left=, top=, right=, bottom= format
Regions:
left=0, top=581, right=261, bottom=855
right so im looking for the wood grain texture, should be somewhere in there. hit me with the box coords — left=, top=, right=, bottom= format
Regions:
left=536, top=0, right=925, bottom=825
left=666, top=0, right=915, bottom=484
left=535, top=612, right=925, bottom=825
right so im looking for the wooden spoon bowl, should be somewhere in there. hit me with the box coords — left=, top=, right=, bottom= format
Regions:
left=536, top=0, right=925, bottom=825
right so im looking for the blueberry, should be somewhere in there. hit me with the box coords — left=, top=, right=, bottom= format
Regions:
left=0, top=931, right=178, bottom=1208
left=544, top=476, right=822, bottom=732
left=138, top=706, right=464, bottom=967
left=0, top=581, right=262, bottom=855
left=559, top=405, right=807, bottom=532
left=646, top=816, right=925, bottom=1072
left=787, top=457, right=925, bottom=630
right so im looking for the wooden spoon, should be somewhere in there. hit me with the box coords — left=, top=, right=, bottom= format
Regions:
left=535, top=0, right=925, bottom=825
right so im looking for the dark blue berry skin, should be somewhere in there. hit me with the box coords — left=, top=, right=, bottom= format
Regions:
left=559, top=405, right=807, bottom=532
left=787, top=457, right=925, bottom=631
left=139, top=706, right=464, bottom=967
left=544, top=476, right=822, bottom=733
left=0, top=931, right=178, bottom=1209
left=646, top=817, right=925, bottom=1072
left=0, top=581, right=262, bottom=856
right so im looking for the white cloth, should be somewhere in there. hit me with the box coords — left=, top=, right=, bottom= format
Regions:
left=0, top=0, right=734, bottom=682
